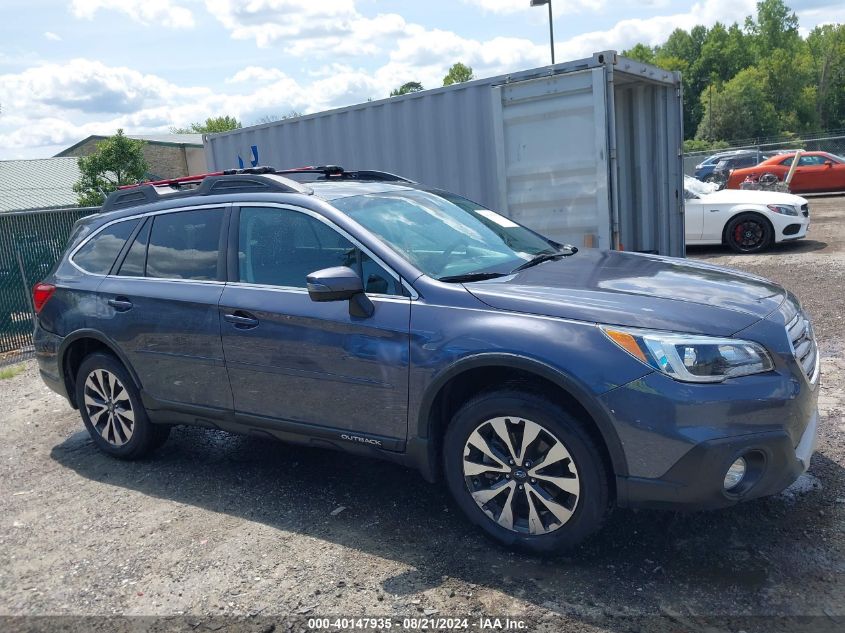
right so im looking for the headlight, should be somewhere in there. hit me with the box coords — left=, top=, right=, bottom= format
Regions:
left=767, top=204, right=799, bottom=216
left=601, top=326, right=774, bottom=383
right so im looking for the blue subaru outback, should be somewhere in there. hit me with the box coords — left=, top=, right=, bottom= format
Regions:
left=33, top=166, right=820, bottom=552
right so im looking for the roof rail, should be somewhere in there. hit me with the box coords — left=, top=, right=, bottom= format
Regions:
left=103, top=167, right=310, bottom=212
left=102, top=165, right=415, bottom=212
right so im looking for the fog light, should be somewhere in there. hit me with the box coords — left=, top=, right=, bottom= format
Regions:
left=724, top=457, right=747, bottom=491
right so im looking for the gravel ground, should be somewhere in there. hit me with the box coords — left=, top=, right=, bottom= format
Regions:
left=1, top=196, right=844, bottom=633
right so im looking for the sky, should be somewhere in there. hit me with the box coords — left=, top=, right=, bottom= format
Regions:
left=1, top=0, right=843, bottom=160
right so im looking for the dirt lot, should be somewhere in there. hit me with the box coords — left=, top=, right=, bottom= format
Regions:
left=1, top=197, right=844, bottom=633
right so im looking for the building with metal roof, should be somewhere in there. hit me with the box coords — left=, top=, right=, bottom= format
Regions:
left=0, top=158, right=82, bottom=213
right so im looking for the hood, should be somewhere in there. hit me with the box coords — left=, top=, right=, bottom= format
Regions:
left=700, top=189, right=807, bottom=206
left=464, top=250, right=786, bottom=336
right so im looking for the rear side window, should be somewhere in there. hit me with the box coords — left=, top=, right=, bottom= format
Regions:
left=118, top=219, right=150, bottom=277
left=146, top=209, right=223, bottom=280
left=72, top=219, right=139, bottom=274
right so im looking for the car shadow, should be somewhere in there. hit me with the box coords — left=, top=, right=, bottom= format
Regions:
left=50, top=426, right=844, bottom=627
left=687, top=239, right=829, bottom=258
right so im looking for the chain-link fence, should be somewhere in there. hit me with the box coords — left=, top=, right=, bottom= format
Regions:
left=684, top=131, right=845, bottom=177
left=0, top=207, right=99, bottom=367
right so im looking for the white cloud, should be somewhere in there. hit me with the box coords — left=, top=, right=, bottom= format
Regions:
left=462, top=0, right=603, bottom=15
left=205, top=0, right=405, bottom=53
left=44, top=32, right=62, bottom=41
left=554, top=0, right=758, bottom=59
left=70, top=0, right=195, bottom=29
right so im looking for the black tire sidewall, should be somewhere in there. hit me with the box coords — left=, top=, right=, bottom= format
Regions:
left=726, top=213, right=774, bottom=254
left=443, top=391, right=609, bottom=553
left=75, top=352, right=156, bottom=459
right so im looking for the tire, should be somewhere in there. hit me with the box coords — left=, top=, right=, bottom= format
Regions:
left=443, top=390, right=610, bottom=553
left=725, top=212, right=774, bottom=254
left=75, top=352, right=168, bottom=459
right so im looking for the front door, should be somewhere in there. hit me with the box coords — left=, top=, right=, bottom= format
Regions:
left=219, top=205, right=411, bottom=446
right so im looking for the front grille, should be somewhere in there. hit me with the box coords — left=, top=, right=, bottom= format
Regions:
left=801, top=203, right=809, bottom=217
left=787, top=310, right=819, bottom=385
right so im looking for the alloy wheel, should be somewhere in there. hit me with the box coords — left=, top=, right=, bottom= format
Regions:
left=733, top=219, right=765, bottom=250
left=462, top=416, right=580, bottom=535
left=83, top=369, right=134, bottom=446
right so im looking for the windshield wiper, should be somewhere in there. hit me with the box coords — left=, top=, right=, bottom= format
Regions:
left=510, top=246, right=578, bottom=273
left=438, top=271, right=508, bottom=283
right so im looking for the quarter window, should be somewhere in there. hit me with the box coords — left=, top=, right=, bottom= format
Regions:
left=146, top=209, right=223, bottom=280
left=72, top=219, right=139, bottom=274
left=237, top=206, right=399, bottom=294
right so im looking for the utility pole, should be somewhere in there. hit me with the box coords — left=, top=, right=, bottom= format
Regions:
left=530, top=0, right=555, bottom=65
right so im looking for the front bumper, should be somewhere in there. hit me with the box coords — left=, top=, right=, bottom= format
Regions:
left=617, top=408, right=818, bottom=510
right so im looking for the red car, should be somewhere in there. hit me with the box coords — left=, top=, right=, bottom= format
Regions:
left=726, top=151, right=845, bottom=193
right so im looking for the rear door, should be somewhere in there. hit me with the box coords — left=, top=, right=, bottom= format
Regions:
left=219, top=204, right=411, bottom=447
left=97, top=205, right=232, bottom=412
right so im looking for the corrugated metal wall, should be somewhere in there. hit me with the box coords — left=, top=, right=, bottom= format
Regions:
left=205, top=82, right=503, bottom=210
left=205, top=53, right=684, bottom=256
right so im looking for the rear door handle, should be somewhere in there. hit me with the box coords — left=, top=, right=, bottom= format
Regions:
left=107, top=297, right=133, bottom=312
left=223, top=311, right=259, bottom=329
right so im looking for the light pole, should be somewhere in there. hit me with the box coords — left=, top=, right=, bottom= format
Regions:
left=530, top=0, right=555, bottom=65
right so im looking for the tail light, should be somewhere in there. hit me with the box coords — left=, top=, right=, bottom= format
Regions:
left=32, top=282, right=56, bottom=314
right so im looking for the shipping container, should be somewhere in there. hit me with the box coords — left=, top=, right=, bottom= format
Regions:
left=204, top=51, right=685, bottom=256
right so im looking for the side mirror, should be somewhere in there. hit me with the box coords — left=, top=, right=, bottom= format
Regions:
left=306, top=266, right=374, bottom=318
left=825, top=160, right=834, bottom=167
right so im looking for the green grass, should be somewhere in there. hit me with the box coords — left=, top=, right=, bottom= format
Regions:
left=0, top=364, right=26, bottom=380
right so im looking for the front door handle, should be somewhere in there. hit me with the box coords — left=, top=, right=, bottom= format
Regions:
left=223, top=311, right=259, bottom=329
left=107, top=297, right=133, bottom=312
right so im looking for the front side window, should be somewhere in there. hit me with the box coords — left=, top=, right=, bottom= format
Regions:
left=331, top=189, right=558, bottom=279
left=72, top=219, right=139, bottom=274
left=146, top=209, right=223, bottom=280
left=237, top=206, right=399, bottom=295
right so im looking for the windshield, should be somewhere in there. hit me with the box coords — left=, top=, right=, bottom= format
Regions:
left=332, top=189, right=561, bottom=280
left=684, top=175, right=718, bottom=197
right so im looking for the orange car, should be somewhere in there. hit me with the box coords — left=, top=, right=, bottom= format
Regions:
left=726, top=151, right=845, bottom=193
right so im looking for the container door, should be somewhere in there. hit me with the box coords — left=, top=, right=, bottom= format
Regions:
left=491, top=68, right=612, bottom=250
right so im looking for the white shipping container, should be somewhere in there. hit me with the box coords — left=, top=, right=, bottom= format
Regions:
left=204, top=51, right=685, bottom=256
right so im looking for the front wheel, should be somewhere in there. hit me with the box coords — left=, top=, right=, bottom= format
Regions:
left=443, top=390, right=610, bottom=553
left=725, top=213, right=774, bottom=254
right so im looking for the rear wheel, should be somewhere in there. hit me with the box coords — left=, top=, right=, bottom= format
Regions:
left=75, top=353, right=168, bottom=459
left=725, top=212, right=773, bottom=254
left=443, top=390, right=610, bottom=552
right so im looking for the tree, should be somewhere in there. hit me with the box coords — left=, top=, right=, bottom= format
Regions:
left=622, top=44, right=656, bottom=64
left=390, top=81, right=424, bottom=96
left=443, top=62, right=474, bottom=86
left=170, top=115, right=242, bottom=134
left=695, top=67, right=779, bottom=142
left=745, top=0, right=800, bottom=57
left=807, top=24, right=845, bottom=130
left=251, top=111, right=303, bottom=125
left=73, top=130, right=148, bottom=207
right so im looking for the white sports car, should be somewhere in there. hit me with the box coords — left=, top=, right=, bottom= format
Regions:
left=684, top=176, right=810, bottom=253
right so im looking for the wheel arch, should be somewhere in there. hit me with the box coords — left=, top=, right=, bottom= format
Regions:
left=58, top=330, right=142, bottom=409
left=413, top=353, right=629, bottom=481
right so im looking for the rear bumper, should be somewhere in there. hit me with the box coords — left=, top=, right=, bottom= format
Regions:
left=617, top=409, right=818, bottom=510
left=33, top=322, right=68, bottom=402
